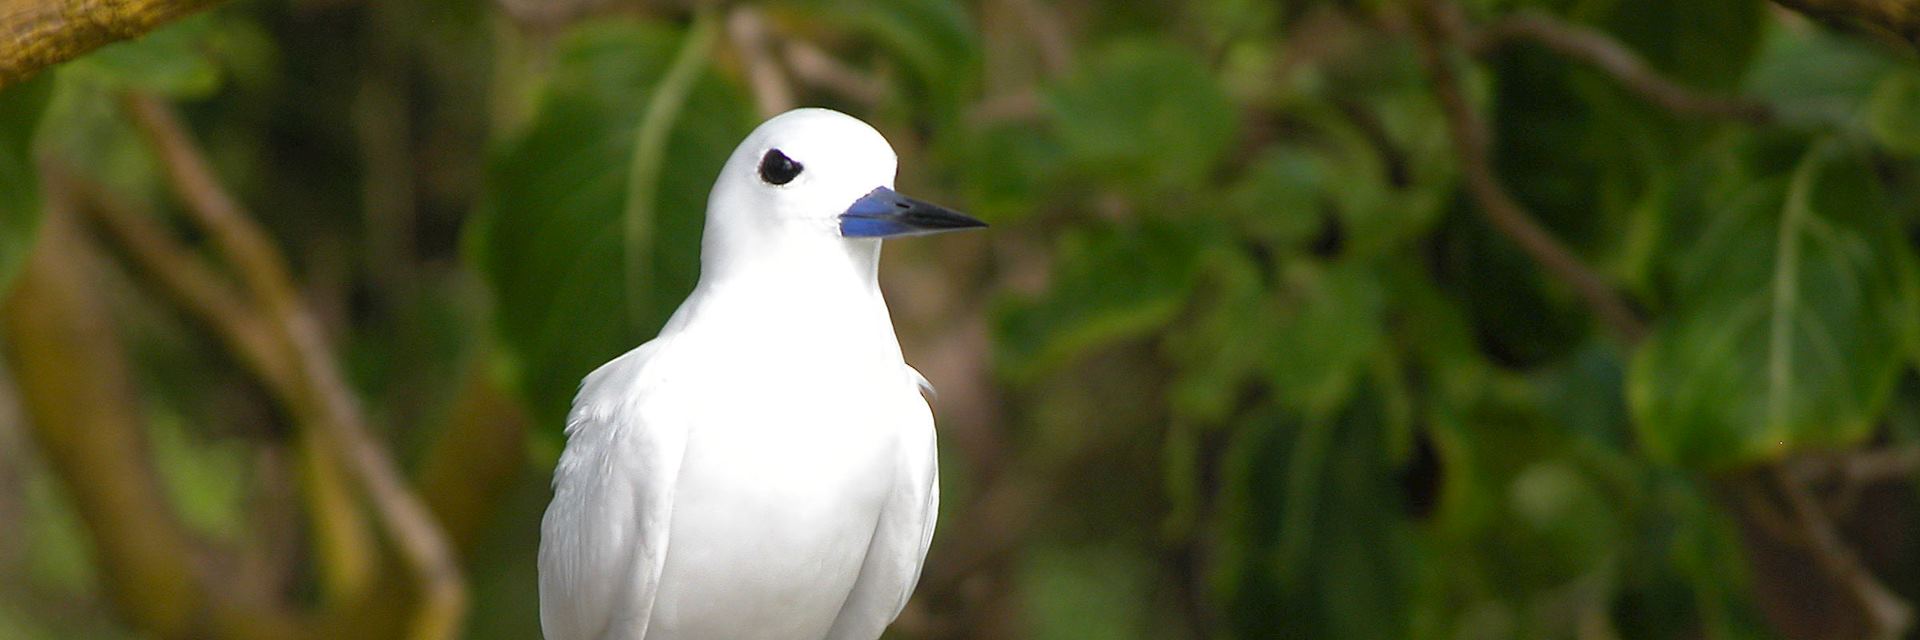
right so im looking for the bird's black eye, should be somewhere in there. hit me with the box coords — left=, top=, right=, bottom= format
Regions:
left=758, top=149, right=803, bottom=185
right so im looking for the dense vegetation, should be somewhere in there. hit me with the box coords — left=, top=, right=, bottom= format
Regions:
left=3, top=0, right=1920, bottom=638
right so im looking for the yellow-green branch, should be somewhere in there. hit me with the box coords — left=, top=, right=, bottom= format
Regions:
left=0, top=0, right=225, bottom=90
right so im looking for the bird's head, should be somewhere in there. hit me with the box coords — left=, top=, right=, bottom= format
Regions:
left=705, top=108, right=984, bottom=255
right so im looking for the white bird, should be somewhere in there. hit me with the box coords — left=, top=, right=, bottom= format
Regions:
left=538, top=108, right=985, bottom=640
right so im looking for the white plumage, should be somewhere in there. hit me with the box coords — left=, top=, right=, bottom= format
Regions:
left=538, top=108, right=981, bottom=640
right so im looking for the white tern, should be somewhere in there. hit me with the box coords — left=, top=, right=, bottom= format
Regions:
left=538, top=108, right=985, bottom=640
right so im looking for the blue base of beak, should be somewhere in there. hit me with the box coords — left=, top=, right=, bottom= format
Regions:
left=840, top=187, right=987, bottom=238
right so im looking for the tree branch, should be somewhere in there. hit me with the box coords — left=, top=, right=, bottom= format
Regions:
left=1411, top=0, right=1649, bottom=344
left=415, top=364, right=530, bottom=552
left=322, top=361, right=531, bottom=640
left=1790, top=446, right=1920, bottom=485
left=1469, top=11, right=1775, bottom=124
left=1, top=212, right=301, bottom=640
left=124, top=92, right=468, bottom=640
left=63, top=163, right=383, bottom=607
left=1772, top=466, right=1914, bottom=639
left=64, top=170, right=292, bottom=390
left=1770, top=0, right=1920, bottom=53
left=0, top=0, right=225, bottom=90
left=782, top=38, right=888, bottom=106
left=84, top=166, right=531, bottom=634
left=725, top=5, right=794, bottom=117
left=1002, top=0, right=1072, bottom=76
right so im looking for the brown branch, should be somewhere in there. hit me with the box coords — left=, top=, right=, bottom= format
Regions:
left=415, top=364, right=531, bottom=552
left=1785, top=446, right=1920, bottom=520
left=0, top=0, right=225, bottom=90
left=1794, top=446, right=1920, bottom=485
left=124, top=92, right=468, bottom=640
left=1411, top=0, right=1649, bottom=344
left=62, top=166, right=384, bottom=605
left=1733, top=474, right=1806, bottom=544
left=321, top=362, right=531, bottom=640
left=1002, top=0, right=1072, bottom=77
left=1772, top=467, right=1914, bottom=639
left=726, top=6, right=794, bottom=117
left=965, top=89, right=1042, bottom=127
left=782, top=39, right=888, bottom=106
left=64, top=172, right=294, bottom=390
left=1, top=213, right=300, bottom=640
left=68, top=148, right=529, bottom=639
left=1469, top=12, right=1774, bottom=124
left=352, top=34, right=418, bottom=311
left=125, top=94, right=308, bottom=324
left=1771, top=0, right=1920, bottom=53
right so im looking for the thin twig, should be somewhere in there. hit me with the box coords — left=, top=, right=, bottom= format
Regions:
left=1772, top=467, right=1914, bottom=639
left=1469, top=12, right=1774, bottom=123
left=782, top=39, right=889, bottom=106
left=1788, top=447, right=1920, bottom=487
left=1834, top=446, right=1920, bottom=484
left=1002, top=0, right=1072, bottom=76
left=965, top=89, right=1042, bottom=127
left=1769, top=0, right=1920, bottom=53
left=63, top=166, right=383, bottom=605
left=124, top=92, right=468, bottom=640
left=1733, top=475, right=1806, bottom=544
left=1, top=211, right=302, bottom=640
left=64, top=171, right=294, bottom=391
left=1411, top=0, right=1649, bottom=343
left=726, top=6, right=794, bottom=117
left=1787, top=446, right=1920, bottom=519
left=624, top=10, right=718, bottom=331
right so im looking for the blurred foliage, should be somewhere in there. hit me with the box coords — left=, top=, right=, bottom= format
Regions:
left=0, top=74, right=50, bottom=294
left=3, top=0, right=1920, bottom=639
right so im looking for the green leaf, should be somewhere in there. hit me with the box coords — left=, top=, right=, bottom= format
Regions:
left=66, top=14, right=224, bottom=98
left=621, top=11, right=721, bottom=332
left=1866, top=70, right=1920, bottom=154
left=1531, top=341, right=1632, bottom=449
left=1431, top=200, right=1593, bottom=368
left=1474, top=40, right=1688, bottom=364
left=1217, top=385, right=1416, bottom=639
left=1046, top=41, right=1237, bottom=194
left=1410, top=388, right=1646, bottom=638
left=1019, top=544, right=1158, bottom=640
left=1661, top=478, right=1777, bottom=639
left=1630, top=140, right=1919, bottom=468
left=0, top=74, right=53, bottom=296
left=1434, top=397, right=1619, bottom=594
left=1489, top=46, right=1665, bottom=254
left=25, top=472, right=98, bottom=593
left=995, top=221, right=1204, bottom=380
left=1267, top=261, right=1386, bottom=417
left=149, top=413, right=248, bottom=541
left=1743, top=26, right=1896, bottom=126
left=954, top=121, right=1063, bottom=225
left=1494, top=0, right=1766, bottom=268
left=1225, top=147, right=1330, bottom=249
left=468, top=20, right=753, bottom=430
left=1165, top=247, right=1276, bottom=425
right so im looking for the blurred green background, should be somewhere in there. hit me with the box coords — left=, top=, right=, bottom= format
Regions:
left=4, top=0, right=1920, bottom=638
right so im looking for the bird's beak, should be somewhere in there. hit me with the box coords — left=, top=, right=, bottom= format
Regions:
left=839, top=187, right=987, bottom=238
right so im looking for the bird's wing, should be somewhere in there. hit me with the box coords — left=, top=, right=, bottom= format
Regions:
left=539, top=343, right=687, bottom=640
left=825, top=375, right=940, bottom=640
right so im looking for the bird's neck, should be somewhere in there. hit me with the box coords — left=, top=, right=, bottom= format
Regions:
left=701, top=229, right=880, bottom=283
left=679, top=234, right=899, bottom=353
